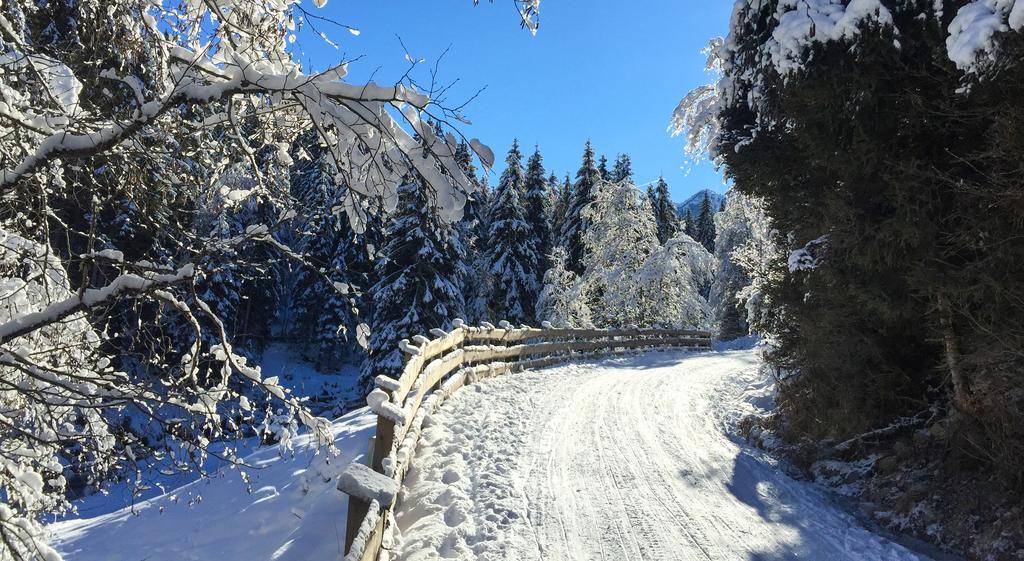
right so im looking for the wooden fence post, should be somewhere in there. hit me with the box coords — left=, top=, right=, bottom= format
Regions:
left=370, top=416, right=395, bottom=473
left=344, top=496, right=371, bottom=554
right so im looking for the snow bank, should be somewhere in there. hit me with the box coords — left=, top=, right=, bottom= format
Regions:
left=47, top=409, right=376, bottom=561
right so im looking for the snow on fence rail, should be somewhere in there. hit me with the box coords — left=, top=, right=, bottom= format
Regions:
left=336, top=323, right=712, bottom=561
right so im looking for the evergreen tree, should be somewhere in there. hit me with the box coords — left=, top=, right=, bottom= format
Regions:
left=610, top=153, right=633, bottom=182
left=465, top=176, right=492, bottom=322
left=683, top=208, right=696, bottom=239
left=694, top=192, right=716, bottom=252
left=703, top=0, right=1024, bottom=483
left=524, top=146, right=552, bottom=275
left=652, top=176, right=681, bottom=244
left=549, top=174, right=572, bottom=246
left=598, top=154, right=609, bottom=180
left=362, top=179, right=465, bottom=385
left=580, top=179, right=661, bottom=327
left=561, top=141, right=601, bottom=274
left=454, top=141, right=489, bottom=323
left=711, top=190, right=759, bottom=341
left=546, top=173, right=562, bottom=228
left=485, top=141, right=541, bottom=324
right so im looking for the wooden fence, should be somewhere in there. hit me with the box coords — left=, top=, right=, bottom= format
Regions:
left=336, top=323, right=713, bottom=561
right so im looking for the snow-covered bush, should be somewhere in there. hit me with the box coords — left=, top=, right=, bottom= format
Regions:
left=536, top=248, right=592, bottom=328
left=636, top=234, right=715, bottom=329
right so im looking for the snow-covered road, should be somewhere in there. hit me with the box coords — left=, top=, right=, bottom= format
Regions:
left=393, top=347, right=930, bottom=561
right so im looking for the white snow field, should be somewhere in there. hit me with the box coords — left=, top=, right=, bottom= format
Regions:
left=393, top=347, right=931, bottom=561
left=48, top=408, right=377, bottom=561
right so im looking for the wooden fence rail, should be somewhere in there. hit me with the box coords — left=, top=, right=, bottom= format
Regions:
left=335, top=323, right=713, bottom=561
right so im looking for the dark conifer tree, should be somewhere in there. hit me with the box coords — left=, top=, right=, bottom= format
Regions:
left=694, top=192, right=716, bottom=252
left=610, top=153, right=633, bottom=182
left=361, top=178, right=465, bottom=386
left=683, top=208, right=696, bottom=239
left=652, top=176, right=680, bottom=244
left=485, top=140, right=541, bottom=324
left=454, top=141, right=488, bottom=323
left=561, top=141, right=601, bottom=274
left=524, top=146, right=552, bottom=275
left=598, top=154, right=609, bottom=180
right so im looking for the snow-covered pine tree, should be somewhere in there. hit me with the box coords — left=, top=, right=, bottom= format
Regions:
left=485, top=141, right=541, bottom=324
left=694, top=192, right=716, bottom=252
left=549, top=174, right=572, bottom=246
left=637, top=233, right=715, bottom=329
left=362, top=178, right=466, bottom=386
left=610, top=153, right=633, bottom=182
left=580, top=179, right=660, bottom=327
left=598, top=154, right=610, bottom=180
left=465, top=176, right=493, bottom=323
left=546, top=173, right=562, bottom=235
left=683, top=207, right=696, bottom=239
left=284, top=144, right=368, bottom=370
left=652, top=176, right=681, bottom=244
left=710, top=189, right=757, bottom=340
left=646, top=185, right=659, bottom=220
left=453, top=141, right=490, bottom=324
left=561, top=141, right=601, bottom=274
left=524, top=146, right=552, bottom=276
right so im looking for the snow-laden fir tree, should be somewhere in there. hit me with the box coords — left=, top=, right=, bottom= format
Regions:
left=546, top=173, right=562, bottom=233
left=610, top=153, right=633, bottom=182
left=484, top=141, right=541, bottom=324
left=362, top=179, right=466, bottom=386
left=579, top=179, right=661, bottom=327
left=710, top=190, right=750, bottom=340
left=728, top=195, right=783, bottom=337
left=453, top=141, right=490, bottom=323
left=464, top=176, right=493, bottom=323
left=561, top=141, right=601, bottom=274
left=524, top=146, right=552, bottom=276
left=598, top=154, right=610, bottom=180
left=636, top=233, right=715, bottom=329
left=651, top=176, right=681, bottom=244
left=549, top=174, right=572, bottom=245
left=694, top=192, right=716, bottom=252
left=683, top=207, right=696, bottom=239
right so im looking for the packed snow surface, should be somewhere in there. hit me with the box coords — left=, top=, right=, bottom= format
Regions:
left=49, top=347, right=931, bottom=561
left=394, top=347, right=930, bottom=561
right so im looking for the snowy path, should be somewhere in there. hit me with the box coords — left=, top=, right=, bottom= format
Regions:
left=393, top=348, right=929, bottom=561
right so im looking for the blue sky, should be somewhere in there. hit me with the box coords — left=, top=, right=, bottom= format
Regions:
left=295, top=1, right=732, bottom=203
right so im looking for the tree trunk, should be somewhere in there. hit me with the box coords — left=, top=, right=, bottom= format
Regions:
left=937, top=293, right=974, bottom=414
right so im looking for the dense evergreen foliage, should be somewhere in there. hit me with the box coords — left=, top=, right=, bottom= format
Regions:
left=484, top=141, right=542, bottom=324
left=696, top=0, right=1024, bottom=486
left=560, top=141, right=602, bottom=274
left=362, top=180, right=466, bottom=385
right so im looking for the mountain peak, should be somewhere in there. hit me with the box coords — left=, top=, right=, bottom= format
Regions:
left=676, top=189, right=725, bottom=218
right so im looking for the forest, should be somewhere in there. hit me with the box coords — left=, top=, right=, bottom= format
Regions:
left=1, top=1, right=1023, bottom=560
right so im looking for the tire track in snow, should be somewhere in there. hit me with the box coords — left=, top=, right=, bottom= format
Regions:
left=393, top=349, right=931, bottom=561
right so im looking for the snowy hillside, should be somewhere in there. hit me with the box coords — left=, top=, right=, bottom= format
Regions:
left=677, top=188, right=725, bottom=218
